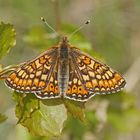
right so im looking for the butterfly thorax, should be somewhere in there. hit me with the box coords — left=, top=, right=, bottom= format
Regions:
left=58, top=36, right=70, bottom=96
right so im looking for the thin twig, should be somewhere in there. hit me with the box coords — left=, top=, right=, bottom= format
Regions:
left=52, top=0, right=61, bottom=33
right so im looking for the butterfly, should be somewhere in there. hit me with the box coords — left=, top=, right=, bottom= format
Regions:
left=4, top=36, right=126, bottom=102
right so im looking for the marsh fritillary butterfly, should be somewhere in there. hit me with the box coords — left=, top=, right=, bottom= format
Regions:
left=4, top=36, right=126, bottom=102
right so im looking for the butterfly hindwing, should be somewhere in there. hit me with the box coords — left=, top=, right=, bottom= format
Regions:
left=5, top=47, right=58, bottom=93
left=65, top=59, right=91, bottom=101
left=35, top=70, right=61, bottom=99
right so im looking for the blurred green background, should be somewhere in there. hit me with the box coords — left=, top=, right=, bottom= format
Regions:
left=0, top=0, right=140, bottom=140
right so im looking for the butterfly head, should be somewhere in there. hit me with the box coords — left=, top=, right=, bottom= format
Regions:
left=62, top=36, right=69, bottom=43
left=59, top=36, right=69, bottom=48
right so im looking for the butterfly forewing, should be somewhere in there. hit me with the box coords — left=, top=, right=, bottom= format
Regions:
left=5, top=47, right=58, bottom=93
left=64, top=47, right=126, bottom=101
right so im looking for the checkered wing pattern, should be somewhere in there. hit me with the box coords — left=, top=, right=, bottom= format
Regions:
left=35, top=70, right=60, bottom=99
left=65, top=47, right=126, bottom=101
left=5, top=47, right=58, bottom=93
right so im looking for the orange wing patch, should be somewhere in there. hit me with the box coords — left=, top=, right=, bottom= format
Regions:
left=35, top=72, right=61, bottom=99
left=65, top=60, right=90, bottom=101
left=5, top=48, right=58, bottom=93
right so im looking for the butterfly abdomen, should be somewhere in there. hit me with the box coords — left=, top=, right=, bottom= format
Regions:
left=58, top=41, right=69, bottom=96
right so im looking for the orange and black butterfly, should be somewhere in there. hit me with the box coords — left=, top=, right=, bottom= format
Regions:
left=2, top=35, right=126, bottom=102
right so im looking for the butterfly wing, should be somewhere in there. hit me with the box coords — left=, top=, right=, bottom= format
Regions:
left=65, top=58, right=90, bottom=101
left=35, top=69, right=60, bottom=99
left=65, top=47, right=126, bottom=102
left=5, top=47, right=59, bottom=93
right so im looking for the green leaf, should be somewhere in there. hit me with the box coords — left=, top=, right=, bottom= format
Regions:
left=63, top=99, right=85, bottom=122
left=108, top=107, right=140, bottom=133
left=86, top=111, right=99, bottom=130
left=24, top=26, right=58, bottom=51
left=13, top=92, right=67, bottom=137
left=0, top=22, right=16, bottom=59
left=0, top=113, right=7, bottom=123
left=13, top=92, right=40, bottom=123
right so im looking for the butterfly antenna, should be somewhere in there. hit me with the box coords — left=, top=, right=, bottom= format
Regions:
left=69, top=20, right=90, bottom=39
left=41, top=17, right=58, bottom=35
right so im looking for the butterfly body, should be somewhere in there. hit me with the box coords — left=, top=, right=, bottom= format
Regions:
left=5, top=36, right=126, bottom=102
left=58, top=37, right=70, bottom=97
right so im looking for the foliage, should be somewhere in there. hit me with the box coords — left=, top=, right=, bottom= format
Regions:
left=13, top=92, right=67, bottom=137
left=0, top=19, right=140, bottom=140
left=0, top=22, right=16, bottom=59
left=0, top=0, right=140, bottom=139
left=0, top=22, right=16, bottom=125
left=0, top=113, right=7, bottom=124
left=108, top=93, right=140, bottom=133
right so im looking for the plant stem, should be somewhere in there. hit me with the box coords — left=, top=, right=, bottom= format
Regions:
left=52, top=0, right=61, bottom=33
